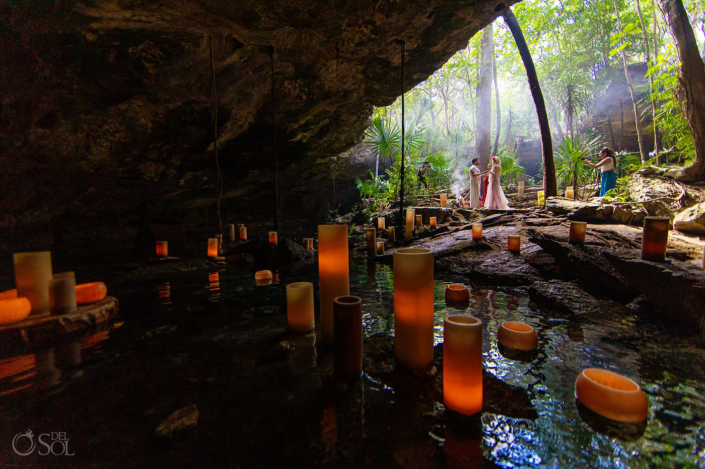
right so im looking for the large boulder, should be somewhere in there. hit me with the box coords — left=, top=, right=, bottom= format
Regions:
left=674, top=203, right=705, bottom=235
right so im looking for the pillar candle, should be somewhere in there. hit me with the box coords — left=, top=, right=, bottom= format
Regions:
left=318, top=225, right=350, bottom=346
left=569, top=221, right=587, bottom=246
left=415, top=214, right=422, bottom=227
left=286, top=282, right=315, bottom=333
left=156, top=241, right=168, bottom=258
left=565, top=188, right=575, bottom=199
left=508, top=235, right=521, bottom=252
left=440, top=194, right=447, bottom=208
left=472, top=223, right=483, bottom=241
left=308, top=238, right=314, bottom=250
left=207, top=238, right=218, bottom=258
left=365, top=228, right=377, bottom=257
left=641, top=216, right=669, bottom=262
left=378, top=217, right=385, bottom=230
left=239, top=226, right=247, bottom=240
left=405, top=208, right=415, bottom=239
left=333, top=296, right=363, bottom=382
left=518, top=181, right=525, bottom=197
left=388, top=226, right=395, bottom=241
left=13, top=251, right=53, bottom=316
left=226, top=224, right=236, bottom=241
left=269, top=231, right=278, bottom=246
left=394, top=248, right=434, bottom=370
left=537, top=190, right=545, bottom=206
left=443, top=315, right=483, bottom=416
left=49, top=272, right=77, bottom=315
left=376, top=241, right=384, bottom=255
left=430, top=217, right=437, bottom=228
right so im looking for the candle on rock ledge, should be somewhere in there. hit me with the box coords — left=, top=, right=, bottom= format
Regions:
left=333, top=296, right=363, bottom=382
left=565, top=186, right=575, bottom=200
left=430, top=217, right=437, bottom=228
left=378, top=217, right=385, bottom=230
left=508, top=235, right=521, bottom=253
left=405, top=208, right=415, bottom=239
left=226, top=224, right=236, bottom=241
left=394, top=248, right=434, bottom=371
left=13, top=251, right=53, bottom=316
left=239, top=226, right=247, bottom=240
left=269, top=231, right=278, bottom=246
left=415, top=214, right=422, bottom=227
left=388, top=226, right=395, bottom=241
left=569, top=221, right=587, bottom=246
left=366, top=228, right=377, bottom=258
left=376, top=241, right=384, bottom=255
left=443, top=315, right=482, bottom=416
left=518, top=180, right=525, bottom=197
left=156, top=241, right=168, bottom=258
left=641, top=216, right=669, bottom=262
left=75, top=282, right=107, bottom=305
left=50, top=272, right=77, bottom=315
left=286, top=282, right=315, bottom=333
left=318, top=225, right=350, bottom=346
left=207, top=238, right=218, bottom=258
left=0, top=297, right=31, bottom=325
left=472, top=223, right=483, bottom=241
left=537, top=190, right=545, bottom=206
left=308, top=238, right=314, bottom=250
left=440, top=194, right=447, bottom=208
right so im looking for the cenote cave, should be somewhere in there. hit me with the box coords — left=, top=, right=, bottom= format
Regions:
left=2, top=0, right=705, bottom=467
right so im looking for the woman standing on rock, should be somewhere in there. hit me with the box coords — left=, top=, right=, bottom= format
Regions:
left=485, top=156, right=510, bottom=210
left=584, top=147, right=617, bottom=197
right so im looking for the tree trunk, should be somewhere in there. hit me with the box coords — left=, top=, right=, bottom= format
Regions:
left=637, top=0, right=659, bottom=154
left=475, top=24, right=494, bottom=169
left=613, top=0, right=649, bottom=162
left=501, top=7, right=557, bottom=197
left=567, top=84, right=574, bottom=141
left=492, top=53, right=501, bottom=156
left=660, top=0, right=705, bottom=181
left=619, top=99, right=624, bottom=151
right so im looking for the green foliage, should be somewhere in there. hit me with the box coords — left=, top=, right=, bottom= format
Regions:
left=554, top=136, right=601, bottom=188
left=603, top=176, right=632, bottom=203
left=497, top=149, right=526, bottom=185
left=325, top=206, right=341, bottom=223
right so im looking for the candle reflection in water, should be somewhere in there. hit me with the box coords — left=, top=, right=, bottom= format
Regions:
left=208, top=273, right=221, bottom=301
left=158, top=282, right=173, bottom=307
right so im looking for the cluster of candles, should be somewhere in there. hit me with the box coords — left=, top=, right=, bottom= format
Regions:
left=0, top=252, right=108, bottom=325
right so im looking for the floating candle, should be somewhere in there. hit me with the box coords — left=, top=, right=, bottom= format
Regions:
left=50, top=272, right=77, bottom=315
left=445, top=284, right=470, bottom=303
left=430, top=217, right=437, bottom=228
left=286, top=282, right=315, bottom=333
left=376, top=241, right=384, bottom=255
left=378, top=217, right=385, bottom=230
left=472, top=223, right=483, bottom=241
left=443, top=315, right=482, bottom=416
left=226, top=224, right=236, bottom=241
left=0, top=290, right=17, bottom=301
left=415, top=214, right=422, bottom=227
left=269, top=231, right=278, bottom=246
left=318, top=225, right=350, bottom=346
left=537, top=190, right=545, bottom=206
left=333, top=296, right=363, bottom=382
left=388, top=226, right=396, bottom=241
left=156, top=241, right=168, bottom=258
left=207, top=238, right=218, bottom=258
left=394, top=248, right=434, bottom=370
left=518, top=180, right=525, bottom=197
left=239, top=226, right=247, bottom=240
left=569, top=221, right=587, bottom=246
left=0, top=297, right=31, bottom=325
left=75, top=282, right=107, bottom=305
left=575, top=368, right=648, bottom=423
left=508, top=235, right=521, bottom=252
left=497, top=321, right=538, bottom=351
left=13, top=251, right=52, bottom=316
left=255, top=270, right=273, bottom=280
left=641, top=216, right=669, bottom=262
left=366, top=228, right=377, bottom=258
left=440, top=194, right=447, bottom=208
left=405, top=208, right=415, bottom=239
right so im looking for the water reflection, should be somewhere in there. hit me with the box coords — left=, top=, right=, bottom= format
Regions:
left=207, top=273, right=221, bottom=301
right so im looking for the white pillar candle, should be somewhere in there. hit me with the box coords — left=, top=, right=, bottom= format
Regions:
left=440, top=194, right=447, bottom=208
left=518, top=181, right=525, bottom=197
left=13, top=251, right=53, bottom=316
left=286, top=282, right=315, bottom=333
left=378, top=217, right=385, bottom=230
left=565, top=187, right=575, bottom=199
left=49, top=272, right=77, bottom=315
left=366, top=228, right=377, bottom=257
left=405, top=208, right=415, bottom=239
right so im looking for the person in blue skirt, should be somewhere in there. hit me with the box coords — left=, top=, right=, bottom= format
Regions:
left=584, top=147, right=617, bottom=196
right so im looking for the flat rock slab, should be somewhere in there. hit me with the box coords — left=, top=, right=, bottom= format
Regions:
left=674, top=202, right=705, bottom=235
left=529, top=281, right=600, bottom=315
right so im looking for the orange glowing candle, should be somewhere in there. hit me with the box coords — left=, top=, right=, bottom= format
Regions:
left=308, top=238, right=314, bottom=250
left=0, top=297, right=31, bottom=325
left=440, top=194, right=447, bottom=208
left=508, top=235, right=521, bottom=252
left=75, top=282, right=107, bottom=305
left=569, top=221, right=587, bottom=246
left=415, top=214, right=422, bottom=227
left=239, top=226, right=247, bottom=240
left=13, top=251, right=52, bottom=316
left=0, top=289, right=17, bottom=301
left=575, top=368, right=648, bottom=423
left=156, top=241, right=168, bottom=258
left=472, top=223, right=482, bottom=241
left=641, top=216, right=669, bottom=262
left=376, top=241, right=384, bottom=255
left=443, top=315, right=483, bottom=416
left=226, top=224, right=236, bottom=241
left=286, top=282, right=315, bottom=333
left=388, top=226, right=395, bottom=241
left=430, top=217, right=437, bottom=228
left=445, top=284, right=470, bottom=303
left=378, top=217, right=385, bottom=230
left=269, top=231, right=278, bottom=246
left=366, top=228, right=377, bottom=257
left=207, top=238, right=218, bottom=257
left=333, top=296, right=363, bottom=382
left=394, top=248, right=434, bottom=370
left=255, top=270, right=273, bottom=280
left=497, top=321, right=538, bottom=351
left=50, top=272, right=77, bottom=315
left=318, top=225, right=350, bottom=345
left=405, top=208, right=415, bottom=239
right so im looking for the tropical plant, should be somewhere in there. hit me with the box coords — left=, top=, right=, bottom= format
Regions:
left=497, top=149, right=526, bottom=185
left=554, top=136, right=602, bottom=191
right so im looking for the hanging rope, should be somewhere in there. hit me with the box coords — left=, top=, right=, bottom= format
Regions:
left=209, top=35, right=223, bottom=238
left=333, top=46, right=340, bottom=209
left=397, top=40, right=406, bottom=238
left=268, top=45, right=279, bottom=231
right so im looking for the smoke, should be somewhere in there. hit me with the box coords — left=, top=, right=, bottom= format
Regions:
left=450, top=166, right=467, bottom=200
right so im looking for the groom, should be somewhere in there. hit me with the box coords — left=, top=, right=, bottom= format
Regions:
left=467, top=158, right=484, bottom=209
